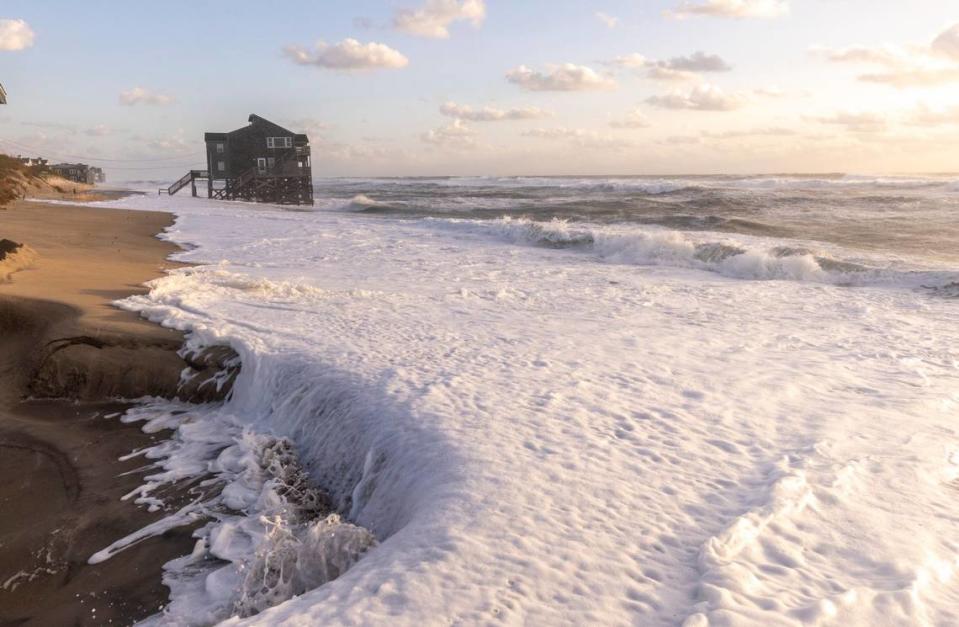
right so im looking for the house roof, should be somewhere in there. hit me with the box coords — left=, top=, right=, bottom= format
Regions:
left=204, top=114, right=307, bottom=142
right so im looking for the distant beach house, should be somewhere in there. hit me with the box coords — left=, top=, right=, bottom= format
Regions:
left=162, top=114, right=313, bottom=206
left=50, top=163, right=96, bottom=184
left=17, top=155, right=48, bottom=168
left=0, top=83, right=6, bottom=105
left=47, top=163, right=105, bottom=184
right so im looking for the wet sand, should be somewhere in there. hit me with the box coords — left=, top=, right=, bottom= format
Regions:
left=0, top=200, right=194, bottom=625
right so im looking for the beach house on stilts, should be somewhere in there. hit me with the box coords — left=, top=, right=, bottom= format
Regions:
left=162, top=114, right=313, bottom=206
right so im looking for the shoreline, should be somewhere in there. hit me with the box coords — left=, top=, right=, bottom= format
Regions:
left=0, top=200, right=196, bottom=624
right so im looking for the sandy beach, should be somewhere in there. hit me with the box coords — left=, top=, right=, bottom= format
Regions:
left=0, top=200, right=192, bottom=625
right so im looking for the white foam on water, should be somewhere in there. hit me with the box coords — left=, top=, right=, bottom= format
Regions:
left=71, top=191, right=959, bottom=625
left=426, top=216, right=959, bottom=288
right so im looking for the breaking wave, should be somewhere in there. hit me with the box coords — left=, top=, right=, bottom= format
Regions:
left=428, top=217, right=959, bottom=288
left=90, top=392, right=378, bottom=626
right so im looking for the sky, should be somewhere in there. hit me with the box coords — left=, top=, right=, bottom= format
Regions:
left=1, top=0, right=959, bottom=179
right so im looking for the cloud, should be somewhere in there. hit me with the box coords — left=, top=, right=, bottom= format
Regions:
left=394, top=0, right=486, bottom=38
left=119, top=87, right=175, bottom=106
left=284, top=39, right=409, bottom=70
left=752, top=86, right=787, bottom=98
left=810, top=111, right=886, bottom=133
left=905, top=104, right=959, bottom=126
left=932, top=23, right=959, bottom=60
left=314, top=136, right=413, bottom=162
left=596, top=12, right=619, bottom=29
left=608, top=53, right=648, bottom=69
left=0, top=19, right=34, bottom=51
left=608, top=51, right=731, bottom=81
left=609, top=108, right=651, bottom=129
left=522, top=127, right=632, bottom=149
left=646, top=84, right=744, bottom=111
left=814, top=24, right=959, bottom=88
left=660, top=135, right=703, bottom=145
left=668, top=0, right=788, bottom=19
left=439, top=101, right=550, bottom=121
left=646, top=66, right=698, bottom=81
left=506, top=64, right=616, bottom=91
left=285, top=118, right=330, bottom=139
left=84, top=124, right=113, bottom=137
left=663, top=51, right=732, bottom=72
left=859, top=67, right=959, bottom=87
left=147, top=129, right=195, bottom=153
left=701, top=127, right=797, bottom=138
left=421, top=119, right=478, bottom=149
left=813, top=44, right=904, bottom=66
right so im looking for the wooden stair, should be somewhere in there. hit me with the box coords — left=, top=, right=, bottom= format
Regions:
left=160, top=170, right=209, bottom=196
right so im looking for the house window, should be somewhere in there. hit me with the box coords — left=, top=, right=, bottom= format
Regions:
left=257, top=158, right=267, bottom=173
left=217, top=160, right=225, bottom=171
left=216, top=143, right=225, bottom=154
left=266, top=136, right=293, bottom=149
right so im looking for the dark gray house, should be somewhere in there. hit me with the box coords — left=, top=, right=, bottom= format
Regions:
left=50, top=163, right=95, bottom=184
left=163, top=114, right=313, bottom=205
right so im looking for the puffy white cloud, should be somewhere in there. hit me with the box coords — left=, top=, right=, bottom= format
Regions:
left=608, top=51, right=731, bottom=81
left=394, top=0, right=485, bottom=39
left=119, top=87, right=175, bottom=106
left=663, top=51, right=732, bottom=72
left=522, top=127, right=632, bottom=149
left=646, top=84, right=744, bottom=111
left=439, top=101, right=549, bottom=122
left=0, top=19, right=34, bottom=51
left=506, top=64, right=616, bottom=91
left=596, top=12, right=619, bottom=29
left=668, top=0, right=788, bottom=19
left=609, top=108, right=651, bottom=129
left=813, top=44, right=905, bottom=66
left=421, top=119, right=478, bottom=150
left=608, top=53, right=648, bottom=69
left=814, top=24, right=959, bottom=88
left=810, top=111, right=886, bottom=133
left=284, top=39, right=409, bottom=70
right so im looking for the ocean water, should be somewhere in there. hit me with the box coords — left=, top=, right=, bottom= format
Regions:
left=80, top=175, right=959, bottom=625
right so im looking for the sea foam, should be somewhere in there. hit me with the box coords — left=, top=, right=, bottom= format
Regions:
left=69, top=187, right=959, bottom=626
